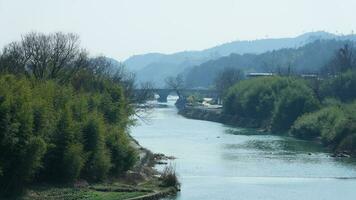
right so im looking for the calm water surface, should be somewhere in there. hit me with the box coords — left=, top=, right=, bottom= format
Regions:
left=130, top=99, right=356, bottom=200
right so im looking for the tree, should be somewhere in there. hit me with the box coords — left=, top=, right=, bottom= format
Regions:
left=224, top=76, right=319, bottom=130
left=0, top=32, right=87, bottom=81
left=320, top=70, right=356, bottom=102
left=271, top=84, right=319, bottom=131
left=165, top=75, right=185, bottom=98
left=0, top=76, right=46, bottom=193
left=0, top=33, right=140, bottom=196
left=323, top=43, right=355, bottom=75
left=214, top=67, right=243, bottom=103
left=82, top=115, right=111, bottom=181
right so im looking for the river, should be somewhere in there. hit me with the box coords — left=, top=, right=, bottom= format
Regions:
left=130, top=98, right=356, bottom=200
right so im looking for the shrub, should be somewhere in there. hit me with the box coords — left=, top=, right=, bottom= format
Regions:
left=291, top=103, right=356, bottom=153
left=224, top=76, right=281, bottom=120
left=291, top=106, right=347, bottom=143
left=271, top=84, right=319, bottom=131
left=224, top=76, right=319, bottom=131
left=290, top=113, right=321, bottom=140
left=160, top=165, right=180, bottom=189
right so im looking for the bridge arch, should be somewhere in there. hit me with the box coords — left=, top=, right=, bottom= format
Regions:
left=154, top=89, right=178, bottom=102
left=153, top=89, right=218, bottom=104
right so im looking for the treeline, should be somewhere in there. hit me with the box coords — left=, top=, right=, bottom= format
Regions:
left=0, top=32, right=139, bottom=195
left=223, top=44, right=356, bottom=154
left=185, top=39, right=352, bottom=88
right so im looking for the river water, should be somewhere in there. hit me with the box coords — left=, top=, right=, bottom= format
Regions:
left=130, top=98, right=356, bottom=200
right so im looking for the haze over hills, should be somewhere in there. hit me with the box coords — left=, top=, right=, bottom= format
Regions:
left=184, top=39, right=356, bottom=88
left=123, top=31, right=355, bottom=87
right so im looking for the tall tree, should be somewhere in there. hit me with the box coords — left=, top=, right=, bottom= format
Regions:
left=165, top=74, right=185, bottom=98
left=0, top=32, right=87, bottom=81
left=214, top=67, right=243, bottom=102
left=323, top=43, right=355, bottom=75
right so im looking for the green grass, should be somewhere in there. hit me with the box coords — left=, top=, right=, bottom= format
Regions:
left=3, top=177, right=172, bottom=200
left=19, top=184, right=150, bottom=200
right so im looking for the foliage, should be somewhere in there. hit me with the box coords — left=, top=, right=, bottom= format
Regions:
left=0, top=76, right=47, bottom=192
left=223, top=76, right=319, bottom=131
left=62, top=143, right=86, bottom=182
left=271, top=82, right=319, bottom=131
left=291, top=103, right=356, bottom=153
left=107, top=131, right=138, bottom=176
left=82, top=115, right=112, bottom=181
left=320, top=70, right=356, bottom=102
left=160, top=165, right=180, bottom=189
left=0, top=75, right=137, bottom=194
left=0, top=32, right=139, bottom=195
left=222, top=44, right=356, bottom=154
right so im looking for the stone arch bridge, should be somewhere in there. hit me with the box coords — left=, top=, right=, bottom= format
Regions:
left=152, top=88, right=218, bottom=103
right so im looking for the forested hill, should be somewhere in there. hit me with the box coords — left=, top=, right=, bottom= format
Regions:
left=184, top=39, right=356, bottom=88
left=124, top=31, right=353, bottom=87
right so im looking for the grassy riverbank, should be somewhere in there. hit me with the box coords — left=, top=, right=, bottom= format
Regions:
left=21, top=179, right=177, bottom=200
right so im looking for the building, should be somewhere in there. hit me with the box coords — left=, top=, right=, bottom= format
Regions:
left=247, top=72, right=274, bottom=78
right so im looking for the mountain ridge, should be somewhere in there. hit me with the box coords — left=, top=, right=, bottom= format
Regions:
left=123, top=31, right=355, bottom=87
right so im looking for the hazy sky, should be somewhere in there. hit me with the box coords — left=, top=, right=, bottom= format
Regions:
left=0, top=0, right=355, bottom=60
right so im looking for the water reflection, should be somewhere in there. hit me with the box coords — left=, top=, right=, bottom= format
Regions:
left=224, top=138, right=325, bottom=154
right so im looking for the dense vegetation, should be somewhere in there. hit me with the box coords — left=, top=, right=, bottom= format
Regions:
left=223, top=43, right=356, bottom=154
left=291, top=70, right=356, bottom=153
left=223, top=76, right=319, bottom=131
left=0, top=32, right=139, bottom=195
left=291, top=102, right=356, bottom=152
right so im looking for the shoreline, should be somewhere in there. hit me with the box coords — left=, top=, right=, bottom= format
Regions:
left=178, top=106, right=352, bottom=158
left=178, top=106, right=265, bottom=129
left=20, top=136, right=179, bottom=200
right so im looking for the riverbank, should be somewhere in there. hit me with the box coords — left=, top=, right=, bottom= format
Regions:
left=131, top=102, right=356, bottom=200
left=179, top=106, right=353, bottom=157
left=18, top=137, right=179, bottom=200
left=178, top=106, right=266, bottom=129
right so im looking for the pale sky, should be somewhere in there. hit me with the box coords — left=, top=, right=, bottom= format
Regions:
left=0, top=0, right=355, bottom=60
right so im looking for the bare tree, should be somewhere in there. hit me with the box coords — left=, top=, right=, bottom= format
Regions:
left=0, top=32, right=86, bottom=81
left=0, top=42, right=28, bottom=75
left=86, top=57, right=154, bottom=105
left=165, top=74, right=185, bottom=98
left=214, top=67, right=243, bottom=99
left=323, top=43, right=355, bottom=75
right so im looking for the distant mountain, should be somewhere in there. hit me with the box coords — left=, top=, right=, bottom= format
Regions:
left=123, top=53, right=165, bottom=72
left=123, top=31, right=353, bottom=87
left=184, top=39, right=356, bottom=88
